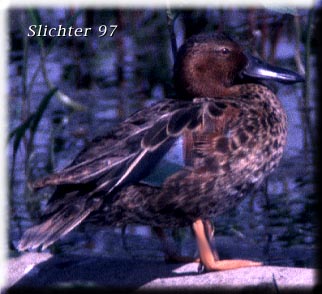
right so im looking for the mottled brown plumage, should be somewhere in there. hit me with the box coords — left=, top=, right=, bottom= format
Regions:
left=18, top=33, right=303, bottom=271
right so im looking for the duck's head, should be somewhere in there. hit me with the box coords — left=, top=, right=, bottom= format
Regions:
left=173, top=33, right=304, bottom=99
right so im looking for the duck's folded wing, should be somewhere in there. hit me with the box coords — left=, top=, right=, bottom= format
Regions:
left=32, top=100, right=201, bottom=193
left=17, top=100, right=203, bottom=251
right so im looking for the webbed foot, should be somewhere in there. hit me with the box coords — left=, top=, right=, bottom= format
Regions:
left=192, top=219, right=262, bottom=271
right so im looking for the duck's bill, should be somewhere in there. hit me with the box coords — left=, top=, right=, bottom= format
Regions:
left=242, top=54, right=305, bottom=84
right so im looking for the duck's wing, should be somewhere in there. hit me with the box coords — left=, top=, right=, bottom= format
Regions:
left=32, top=99, right=202, bottom=195
left=18, top=99, right=208, bottom=251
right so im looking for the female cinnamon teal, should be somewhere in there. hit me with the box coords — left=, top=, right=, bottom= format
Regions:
left=18, top=33, right=304, bottom=271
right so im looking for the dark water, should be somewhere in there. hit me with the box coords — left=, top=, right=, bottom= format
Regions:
left=8, top=9, right=317, bottom=269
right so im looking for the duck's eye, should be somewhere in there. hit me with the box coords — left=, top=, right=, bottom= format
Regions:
left=221, top=48, right=230, bottom=54
left=215, top=47, right=231, bottom=55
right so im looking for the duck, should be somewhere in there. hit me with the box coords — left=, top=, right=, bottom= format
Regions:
left=18, top=32, right=304, bottom=272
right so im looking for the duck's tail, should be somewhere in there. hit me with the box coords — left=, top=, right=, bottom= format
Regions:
left=17, top=189, right=103, bottom=251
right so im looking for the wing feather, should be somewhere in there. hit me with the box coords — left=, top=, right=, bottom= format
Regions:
left=33, top=100, right=203, bottom=192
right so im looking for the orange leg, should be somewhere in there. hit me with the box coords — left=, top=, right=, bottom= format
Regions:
left=192, top=219, right=262, bottom=271
left=153, top=226, right=200, bottom=263
left=203, top=219, right=219, bottom=261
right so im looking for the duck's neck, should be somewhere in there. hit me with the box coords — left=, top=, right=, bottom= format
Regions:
left=230, top=83, right=285, bottom=114
left=175, top=82, right=238, bottom=100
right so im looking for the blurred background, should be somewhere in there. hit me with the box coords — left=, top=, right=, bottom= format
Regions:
left=8, top=8, right=318, bottom=268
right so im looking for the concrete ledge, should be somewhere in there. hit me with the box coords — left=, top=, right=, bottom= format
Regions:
left=5, top=252, right=317, bottom=292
